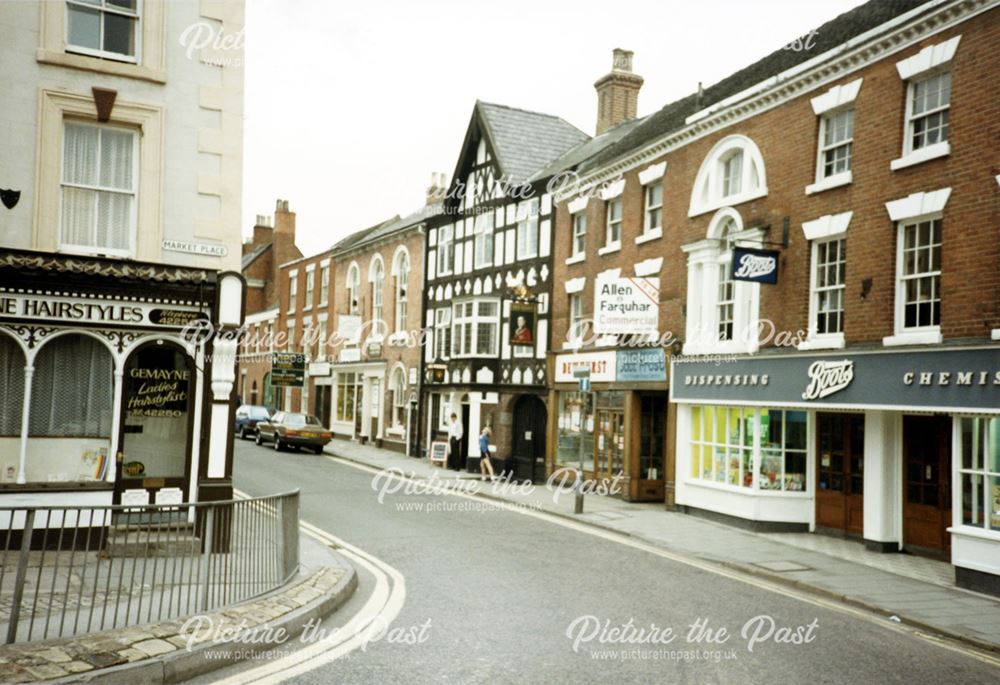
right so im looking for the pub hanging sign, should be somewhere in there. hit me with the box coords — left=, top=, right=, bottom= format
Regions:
left=731, top=247, right=779, bottom=284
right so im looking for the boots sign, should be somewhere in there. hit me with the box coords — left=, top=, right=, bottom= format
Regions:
left=731, top=247, right=779, bottom=284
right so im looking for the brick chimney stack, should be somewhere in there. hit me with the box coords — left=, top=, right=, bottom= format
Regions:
left=426, top=172, right=447, bottom=205
left=272, top=199, right=300, bottom=266
left=250, top=213, right=273, bottom=249
left=594, top=48, right=643, bottom=135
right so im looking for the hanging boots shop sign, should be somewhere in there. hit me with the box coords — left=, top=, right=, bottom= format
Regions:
left=731, top=247, right=779, bottom=284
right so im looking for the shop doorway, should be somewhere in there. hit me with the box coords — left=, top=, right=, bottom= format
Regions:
left=816, top=413, right=864, bottom=535
left=635, top=394, right=667, bottom=501
left=116, top=342, right=194, bottom=506
left=314, top=385, right=331, bottom=427
left=903, top=415, right=952, bottom=554
left=595, top=409, right=625, bottom=482
left=460, top=400, right=471, bottom=471
left=512, top=395, right=546, bottom=481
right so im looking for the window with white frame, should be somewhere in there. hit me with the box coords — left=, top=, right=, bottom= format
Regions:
left=568, top=293, right=586, bottom=344
left=66, top=0, right=139, bottom=62
left=452, top=299, right=499, bottom=357
left=437, top=225, right=453, bottom=275
left=304, top=269, right=314, bottom=310
left=347, top=264, right=360, bottom=315
left=899, top=217, right=942, bottom=330
left=317, top=319, right=327, bottom=360
left=605, top=198, right=622, bottom=247
left=286, top=323, right=295, bottom=352
left=958, top=417, right=1000, bottom=533
left=689, top=135, right=768, bottom=217
left=288, top=273, right=298, bottom=312
left=434, top=308, right=451, bottom=359
left=394, top=251, right=409, bottom=332
left=812, top=238, right=846, bottom=335
left=690, top=405, right=806, bottom=491
left=371, top=258, right=385, bottom=330
left=391, top=367, right=407, bottom=428
left=682, top=209, right=760, bottom=355
left=819, top=109, right=854, bottom=179
left=60, top=122, right=137, bottom=257
left=722, top=152, right=743, bottom=198
left=907, top=71, right=950, bottom=154
left=643, top=183, right=663, bottom=235
left=571, top=212, right=587, bottom=257
left=320, top=264, right=330, bottom=305
left=474, top=212, right=494, bottom=267
left=517, top=201, right=539, bottom=259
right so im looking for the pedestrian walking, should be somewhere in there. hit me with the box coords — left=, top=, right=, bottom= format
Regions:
left=448, top=412, right=464, bottom=471
left=479, top=427, right=495, bottom=481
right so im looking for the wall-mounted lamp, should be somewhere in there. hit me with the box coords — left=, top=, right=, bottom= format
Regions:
left=860, top=278, right=873, bottom=301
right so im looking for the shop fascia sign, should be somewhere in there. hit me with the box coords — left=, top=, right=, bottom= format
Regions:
left=0, top=291, right=207, bottom=328
left=556, top=351, right=616, bottom=383
left=731, top=247, right=779, bottom=284
left=593, top=275, right=659, bottom=334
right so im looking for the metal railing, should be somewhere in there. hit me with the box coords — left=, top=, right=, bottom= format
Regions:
left=0, top=490, right=300, bottom=644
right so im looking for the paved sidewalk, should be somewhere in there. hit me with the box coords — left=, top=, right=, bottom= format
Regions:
left=325, top=439, right=1000, bottom=652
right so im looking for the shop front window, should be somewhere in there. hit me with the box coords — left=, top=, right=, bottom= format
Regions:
left=336, top=373, right=358, bottom=423
left=556, top=391, right=593, bottom=469
left=959, top=417, right=1000, bottom=532
left=689, top=405, right=806, bottom=492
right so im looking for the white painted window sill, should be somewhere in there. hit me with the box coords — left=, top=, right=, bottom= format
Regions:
left=890, top=142, right=950, bottom=171
left=797, top=333, right=845, bottom=351
left=805, top=171, right=852, bottom=195
left=565, top=253, right=586, bottom=266
left=635, top=229, right=663, bottom=245
left=597, top=242, right=621, bottom=256
left=882, top=329, right=943, bottom=347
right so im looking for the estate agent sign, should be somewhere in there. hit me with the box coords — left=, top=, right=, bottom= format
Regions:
left=593, top=275, right=659, bottom=334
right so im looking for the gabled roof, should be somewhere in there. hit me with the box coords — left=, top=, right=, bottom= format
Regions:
left=530, top=115, right=648, bottom=182
left=241, top=242, right=271, bottom=270
left=475, top=101, right=589, bottom=185
left=578, top=0, right=930, bottom=175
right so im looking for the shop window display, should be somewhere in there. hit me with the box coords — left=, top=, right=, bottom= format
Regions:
left=959, top=417, right=1000, bottom=532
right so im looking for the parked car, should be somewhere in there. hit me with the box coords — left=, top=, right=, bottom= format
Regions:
left=234, top=405, right=272, bottom=440
left=255, top=412, right=332, bottom=454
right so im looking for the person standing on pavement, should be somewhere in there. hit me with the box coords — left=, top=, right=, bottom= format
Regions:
left=448, top=412, right=464, bottom=471
left=478, top=427, right=495, bottom=481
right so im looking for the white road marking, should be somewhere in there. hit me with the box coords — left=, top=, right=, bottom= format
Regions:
left=324, top=456, right=1000, bottom=670
left=212, top=490, right=407, bottom=684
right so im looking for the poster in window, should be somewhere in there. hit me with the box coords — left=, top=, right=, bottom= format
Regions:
left=510, top=303, right=535, bottom=346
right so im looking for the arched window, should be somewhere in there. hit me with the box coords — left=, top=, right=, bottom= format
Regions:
left=681, top=208, right=762, bottom=355
left=393, top=249, right=410, bottom=332
left=390, top=366, right=407, bottom=428
left=30, top=334, right=113, bottom=438
left=346, top=262, right=360, bottom=315
left=370, top=256, right=385, bottom=332
left=689, top=135, right=767, bottom=217
left=0, top=334, right=25, bottom=437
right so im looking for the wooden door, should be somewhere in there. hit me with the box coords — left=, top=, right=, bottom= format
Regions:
left=816, top=413, right=864, bottom=535
left=595, top=410, right=624, bottom=481
left=903, top=415, right=952, bottom=552
left=513, top=395, right=547, bottom=482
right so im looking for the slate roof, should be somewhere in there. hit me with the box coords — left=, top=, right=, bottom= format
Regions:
left=241, top=242, right=271, bottom=270
left=476, top=101, right=589, bottom=184
left=530, top=115, right=648, bottom=182
left=329, top=202, right=440, bottom=257
left=578, top=0, right=930, bottom=174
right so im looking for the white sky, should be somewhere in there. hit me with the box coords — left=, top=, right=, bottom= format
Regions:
left=242, top=0, right=866, bottom=255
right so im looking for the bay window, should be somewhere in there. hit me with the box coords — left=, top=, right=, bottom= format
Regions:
left=61, top=122, right=137, bottom=257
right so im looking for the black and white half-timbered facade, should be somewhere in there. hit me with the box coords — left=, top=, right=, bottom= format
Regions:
left=421, top=102, right=588, bottom=479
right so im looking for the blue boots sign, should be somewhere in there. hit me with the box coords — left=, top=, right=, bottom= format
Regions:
left=731, top=247, right=779, bottom=284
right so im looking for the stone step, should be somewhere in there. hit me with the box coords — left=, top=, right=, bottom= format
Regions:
left=102, top=532, right=202, bottom=558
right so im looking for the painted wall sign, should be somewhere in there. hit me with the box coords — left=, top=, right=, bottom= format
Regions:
left=126, top=366, right=189, bottom=417
left=0, top=292, right=206, bottom=328
left=162, top=239, right=229, bottom=258
left=271, top=352, right=305, bottom=387
left=555, top=351, right=617, bottom=383
left=593, top=276, right=659, bottom=334
left=731, top=247, right=779, bottom=284
left=671, top=347, right=1000, bottom=412
left=617, top=348, right=667, bottom=383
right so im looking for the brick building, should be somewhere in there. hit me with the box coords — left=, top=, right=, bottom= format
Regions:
left=549, top=0, right=1000, bottom=594
left=238, top=200, right=303, bottom=409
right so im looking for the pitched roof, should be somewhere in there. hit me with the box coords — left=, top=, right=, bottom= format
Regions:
left=241, top=242, right=271, bottom=270
left=578, top=0, right=930, bottom=174
left=530, top=115, right=648, bottom=182
left=476, top=101, right=589, bottom=184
